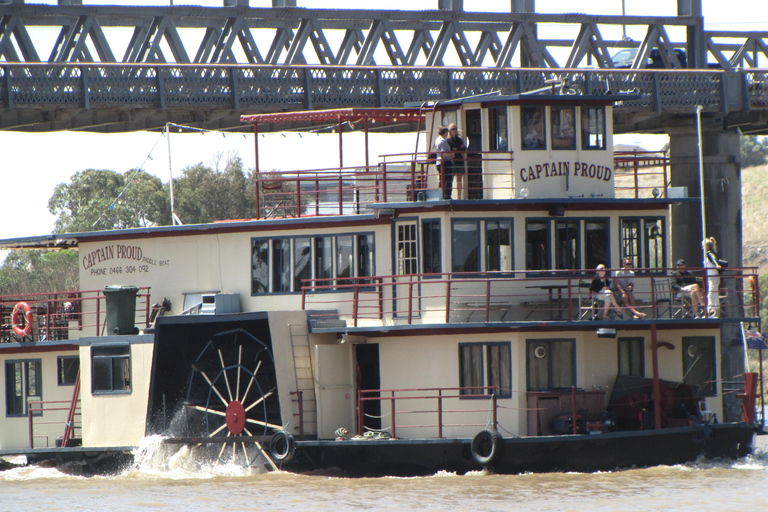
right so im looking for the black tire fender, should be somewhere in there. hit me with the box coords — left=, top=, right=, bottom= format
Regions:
left=470, top=429, right=504, bottom=466
left=270, top=430, right=296, bottom=462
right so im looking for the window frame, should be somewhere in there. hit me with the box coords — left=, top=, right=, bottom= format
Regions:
left=581, top=106, right=607, bottom=150
left=5, top=359, right=42, bottom=417
left=57, top=356, right=80, bottom=386
left=422, top=219, right=442, bottom=275
left=618, top=337, right=645, bottom=377
left=91, top=344, right=132, bottom=395
left=525, top=217, right=551, bottom=272
left=619, top=217, right=666, bottom=271
left=551, top=105, right=576, bottom=150
left=520, top=105, right=546, bottom=150
left=251, top=232, right=376, bottom=294
left=526, top=339, right=576, bottom=391
left=489, top=105, right=509, bottom=151
left=459, top=342, right=512, bottom=398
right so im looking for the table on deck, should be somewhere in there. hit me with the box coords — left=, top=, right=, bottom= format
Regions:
left=525, top=284, right=570, bottom=320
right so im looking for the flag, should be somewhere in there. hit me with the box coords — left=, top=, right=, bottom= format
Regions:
left=744, top=330, right=768, bottom=350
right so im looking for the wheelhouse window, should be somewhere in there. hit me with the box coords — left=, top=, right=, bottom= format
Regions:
left=452, top=219, right=513, bottom=273
left=618, top=337, right=644, bottom=377
left=682, top=337, right=717, bottom=397
left=527, top=339, right=575, bottom=391
left=57, top=356, right=80, bottom=386
left=422, top=219, right=442, bottom=274
left=489, top=106, right=509, bottom=151
left=459, top=342, right=511, bottom=398
left=92, top=345, right=131, bottom=394
left=5, top=359, right=41, bottom=417
left=581, top=106, right=606, bottom=150
left=551, top=106, right=575, bottom=150
left=526, top=219, right=550, bottom=271
left=252, top=233, right=375, bottom=293
left=396, top=223, right=418, bottom=276
left=521, top=106, right=546, bottom=150
left=619, top=217, right=666, bottom=270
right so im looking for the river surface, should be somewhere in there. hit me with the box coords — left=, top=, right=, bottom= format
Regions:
left=2, top=436, right=768, bottom=512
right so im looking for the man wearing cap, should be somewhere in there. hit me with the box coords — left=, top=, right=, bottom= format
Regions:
left=672, top=259, right=705, bottom=318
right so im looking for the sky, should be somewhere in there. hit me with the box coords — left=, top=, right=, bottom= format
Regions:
left=0, top=0, right=765, bottom=243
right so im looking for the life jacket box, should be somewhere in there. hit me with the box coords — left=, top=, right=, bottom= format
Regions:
left=200, top=293, right=240, bottom=315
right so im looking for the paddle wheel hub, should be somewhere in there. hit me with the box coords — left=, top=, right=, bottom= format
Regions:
left=226, top=400, right=246, bottom=435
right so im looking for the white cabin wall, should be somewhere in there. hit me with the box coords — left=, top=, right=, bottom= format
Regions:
left=0, top=348, right=78, bottom=450
left=80, top=337, right=154, bottom=447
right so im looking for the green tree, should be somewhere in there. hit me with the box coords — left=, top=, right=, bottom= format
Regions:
left=171, top=154, right=255, bottom=224
left=741, top=136, right=768, bottom=168
left=48, top=169, right=170, bottom=233
left=0, top=250, right=79, bottom=296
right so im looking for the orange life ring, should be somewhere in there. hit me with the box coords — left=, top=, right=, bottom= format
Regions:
left=11, top=302, right=33, bottom=338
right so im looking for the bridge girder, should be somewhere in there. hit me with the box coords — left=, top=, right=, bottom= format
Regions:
left=0, top=5, right=766, bottom=70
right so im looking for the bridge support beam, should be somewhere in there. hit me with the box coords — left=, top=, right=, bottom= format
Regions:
left=669, top=120, right=744, bottom=421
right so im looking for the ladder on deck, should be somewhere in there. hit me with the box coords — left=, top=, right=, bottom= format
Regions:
left=289, top=323, right=317, bottom=438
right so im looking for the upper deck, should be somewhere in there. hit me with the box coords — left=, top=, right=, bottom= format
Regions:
left=242, top=94, right=678, bottom=220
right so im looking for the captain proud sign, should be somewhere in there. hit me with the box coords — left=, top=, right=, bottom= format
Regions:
left=517, top=159, right=614, bottom=198
left=82, top=244, right=170, bottom=276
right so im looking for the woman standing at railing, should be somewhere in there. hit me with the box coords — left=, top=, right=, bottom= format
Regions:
left=703, top=237, right=722, bottom=318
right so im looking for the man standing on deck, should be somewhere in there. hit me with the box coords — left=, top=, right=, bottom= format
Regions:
left=432, top=126, right=453, bottom=199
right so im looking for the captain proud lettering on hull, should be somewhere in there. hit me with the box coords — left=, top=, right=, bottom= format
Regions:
left=518, top=161, right=612, bottom=183
left=82, top=244, right=170, bottom=276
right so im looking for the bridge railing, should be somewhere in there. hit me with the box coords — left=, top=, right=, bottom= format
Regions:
left=2, top=65, right=766, bottom=118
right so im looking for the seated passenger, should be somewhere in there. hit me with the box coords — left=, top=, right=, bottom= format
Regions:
left=612, top=258, right=646, bottom=319
left=672, top=259, right=705, bottom=318
left=589, top=264, right=623, bottom=320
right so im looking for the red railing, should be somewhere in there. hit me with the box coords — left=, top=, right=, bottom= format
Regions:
left=0, top=287, right=151, bottom=342
left=254, top=150, right=670, bottom=219
left=302, top=267, right=759, bottom=327
left=357, top=386, right=498, bottom=438
left=28, top=399, right=81, bottom=449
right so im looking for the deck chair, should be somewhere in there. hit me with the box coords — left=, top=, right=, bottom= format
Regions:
left=653, top=278, right=674, bottom=319
left=579, top=280, right=600, bottom=320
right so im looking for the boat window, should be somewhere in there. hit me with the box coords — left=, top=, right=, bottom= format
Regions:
left=5, top=359, right=42, bottom=417
left=521, top=106, right=545, bottom=150
left=526, top=219, right=550, bottom=271
left=396, top=222, right=418, bottom=276
left=486, top=220, right=513, bottom=272
left=581, top=106, right=606, bottom=150
left=682, top=336, right=717, bottom=397
left=293, top=237, right=312, bottom=292
left=459, top=342, right=511, bottom=398
left=92, top=345, right=131, bottom=394
left=422, top=219, right=442, bottom=275
left=619, top=217, right=666, bottom=270
left=489, top=106, right=509, bottom=151
left=555, top=219, right=580, bottom=270
left=526, top=339, right=575, bottom=391
left=452, top=220, right=480, bottom=272
left=57, top=356, right=80, bottom=386
left=618, top=337, right=645, bottom=377
left=585, top=220, right=609, bottom=270
left=251, top=233, right=375, bottom=294
left=551, top=106, right=575, bottom=150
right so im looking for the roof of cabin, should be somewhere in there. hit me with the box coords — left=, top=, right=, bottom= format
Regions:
left=241, top=108, right=423, bottom=126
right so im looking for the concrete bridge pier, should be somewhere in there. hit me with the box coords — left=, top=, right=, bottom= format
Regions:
left=668, top=120, right=744, bottom=421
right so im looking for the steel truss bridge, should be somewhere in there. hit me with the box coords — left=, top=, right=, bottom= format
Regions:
left=1, top=2, right=767, bottom=133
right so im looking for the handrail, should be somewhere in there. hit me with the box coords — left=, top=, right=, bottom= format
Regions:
left=0, top=287, right=151, bottom=342
left=302, top=267, right=759, bottom=326
left=254, top=149, right=671, bottom=218
left=356, top=386, right=498, bottom=438
left=28, top=399, right=82, bottom=449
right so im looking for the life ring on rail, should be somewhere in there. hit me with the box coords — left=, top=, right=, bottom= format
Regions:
left=270, top=430, right=296, bottom=462
left=11, top=302, right=33, bottom=338
left=471, top=429, right=504, bottom=467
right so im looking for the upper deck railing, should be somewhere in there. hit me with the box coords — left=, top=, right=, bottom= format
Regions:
left=255, top=150, right=670, bottom=218
left=0, top=288, right=152, bottom=343
left=301, top=267, right=759, bottom=329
